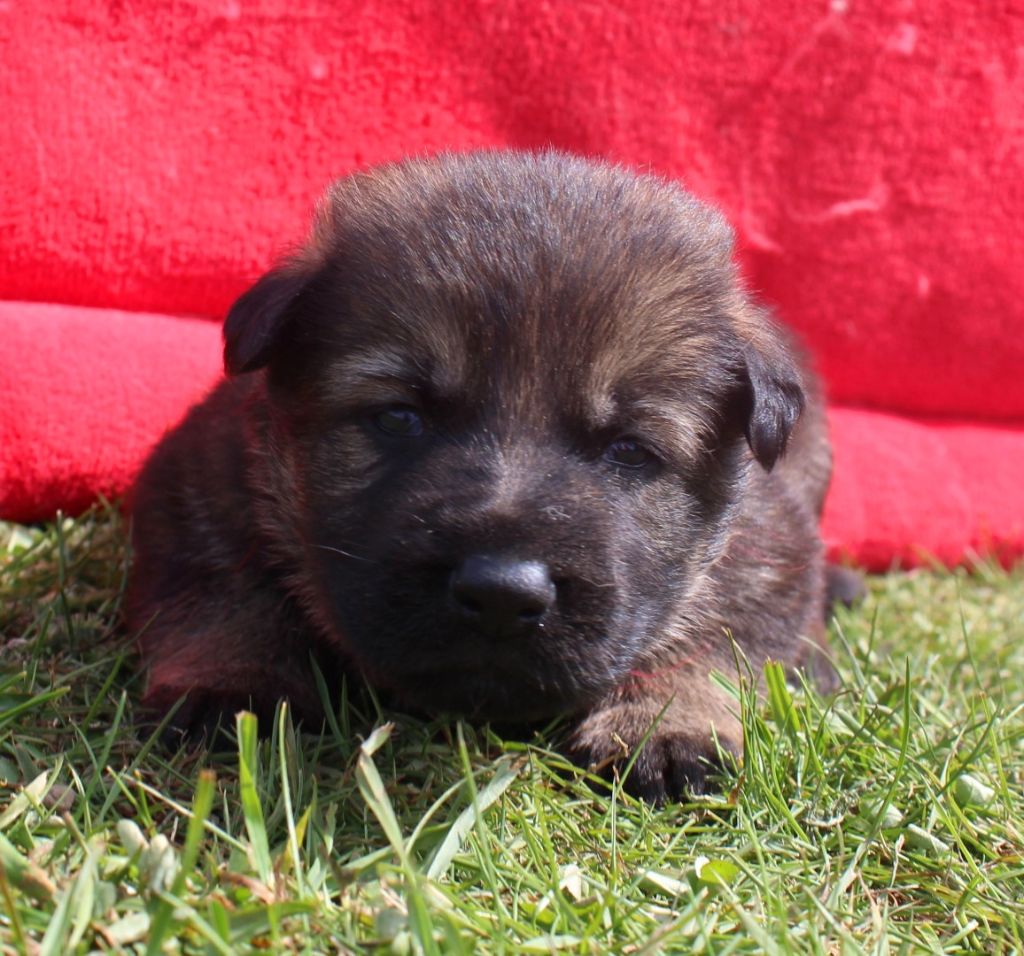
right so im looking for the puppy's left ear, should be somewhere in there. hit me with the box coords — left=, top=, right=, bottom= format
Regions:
left=732, top=320, right=805, bottom=472
left=223, top=263, right=315, bottom=376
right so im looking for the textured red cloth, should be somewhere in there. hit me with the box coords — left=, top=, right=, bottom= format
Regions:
left=1, top=2, right=1021, bottom=568
left=0, top=303, right=222, bottom=521
left=823, top=408, right=1024, bottom=569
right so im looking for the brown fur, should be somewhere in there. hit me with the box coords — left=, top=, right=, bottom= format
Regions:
left=127, top=150, right=836, bottom=802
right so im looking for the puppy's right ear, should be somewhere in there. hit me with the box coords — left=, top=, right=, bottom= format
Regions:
left=223, top=264, right=313, bottom=376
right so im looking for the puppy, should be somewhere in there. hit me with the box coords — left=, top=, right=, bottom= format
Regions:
left=127, top=151, right=836, bottom=802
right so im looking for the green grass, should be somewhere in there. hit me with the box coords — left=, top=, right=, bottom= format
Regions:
left=1, top=505, right=1023, bottom=953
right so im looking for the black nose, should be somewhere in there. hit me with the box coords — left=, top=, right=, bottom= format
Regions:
left=450, top=555, right=556, bottom=636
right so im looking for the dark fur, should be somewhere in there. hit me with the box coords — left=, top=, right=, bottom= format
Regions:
left=127, top=151, right=837, bottom=802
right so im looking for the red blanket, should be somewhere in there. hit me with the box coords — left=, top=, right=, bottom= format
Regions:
left=2, top=2, right=1022, bottom=569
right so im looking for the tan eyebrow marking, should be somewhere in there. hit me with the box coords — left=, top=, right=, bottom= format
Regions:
left=336, top=348, right=422, bottom=383
left=581, top=386, right=718, bottom=464
left=324, top=345, right=468, bottom=407
left=629, top=398, right=720, bottom=462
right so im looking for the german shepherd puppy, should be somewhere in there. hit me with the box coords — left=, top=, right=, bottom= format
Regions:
left=127, top=151, right=836, bottom=802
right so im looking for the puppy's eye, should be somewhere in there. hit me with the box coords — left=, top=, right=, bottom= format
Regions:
left=604, top=438, right=657, bottom=469
left=373, top=406, right=424, bottom=437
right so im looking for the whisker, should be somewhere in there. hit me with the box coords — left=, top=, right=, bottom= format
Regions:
left=314, top=544, right=376, bottom=563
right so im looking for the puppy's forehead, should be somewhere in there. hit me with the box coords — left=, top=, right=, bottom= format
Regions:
left=316, top=152, right=740, bottom=409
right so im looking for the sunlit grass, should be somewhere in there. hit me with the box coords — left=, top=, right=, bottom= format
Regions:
left=1, top=507, right=1022, bottom=952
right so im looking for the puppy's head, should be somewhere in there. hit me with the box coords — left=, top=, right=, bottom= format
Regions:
left=224, top=151, right=804, bottom=721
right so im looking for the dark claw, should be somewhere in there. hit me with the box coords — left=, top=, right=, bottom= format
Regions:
left=572, top=733, right=735, bottom=805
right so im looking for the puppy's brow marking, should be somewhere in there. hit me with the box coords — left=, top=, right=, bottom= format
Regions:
left=335, top=349, right=423, bottom=385
left=583, top=389, right=711, bottom=463
left=587, top=331, right=721, bottom=400
left=631, top=399, right=717, bottom=460
left=332, top=347, right=467, bottom=400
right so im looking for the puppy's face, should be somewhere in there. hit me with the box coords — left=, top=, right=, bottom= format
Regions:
left=225, top=153, right=803, bottom=721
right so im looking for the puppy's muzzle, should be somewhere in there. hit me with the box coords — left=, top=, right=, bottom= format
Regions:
left=449, top=555, right=556, bottom=638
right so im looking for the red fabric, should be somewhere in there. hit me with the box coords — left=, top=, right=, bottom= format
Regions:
left=0, top=303, right=222, bottom=521
left=1, top=2, right=1021, bottom=568
left=822, top=408, right=1024, bottom=569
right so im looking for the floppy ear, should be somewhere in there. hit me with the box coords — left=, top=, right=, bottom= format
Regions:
left=734, top=333, right=805, bottom=472
left=222, top=265, right=313, bottom=376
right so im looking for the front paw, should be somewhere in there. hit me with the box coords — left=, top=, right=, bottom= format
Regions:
left=568, top=708, right=740, bottom=804
left=141, top=686, right=257, bottom=750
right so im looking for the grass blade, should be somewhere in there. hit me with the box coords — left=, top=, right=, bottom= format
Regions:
left=236, top=710, right=273, bottom=885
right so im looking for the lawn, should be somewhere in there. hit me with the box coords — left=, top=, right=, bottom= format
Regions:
left=1, top=506, right=1022, bottom=953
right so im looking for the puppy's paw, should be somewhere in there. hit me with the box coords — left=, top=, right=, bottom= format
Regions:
left=141, top=686, right=258, bottom=750
left=569, top=706, right=740, bottom=804
left=138, top=658, right=326, bottom=751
